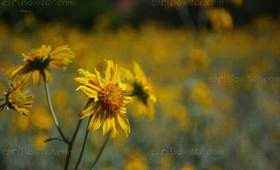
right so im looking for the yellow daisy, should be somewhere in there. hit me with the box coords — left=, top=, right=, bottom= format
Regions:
left=0, top=81, right=34, bottom=115
left=120, top=61, right=156, bottom=121
left=4, top=44, right=74, bottom=85
left=75, top=60, right=132, bottom=139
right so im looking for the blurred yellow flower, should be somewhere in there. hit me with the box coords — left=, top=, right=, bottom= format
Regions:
left=190, top=48, right=210, bottom=71
left=189, top=81, right=213, bottom=111
left=120, top=61, right=156, bottom=121
left=231, top=0, right=243, bottom=7
left=1, top=81, right=34, bottom=115
left=123, top=149, right=149, bottom=170
left=207, top=8, right=233, bottom=31
left=4, top=44, right=74, bottom=85
left=75, top=60, right=132, bottom=139
left=12, top=114, right=30, bottom=132
left=31, top=106, right=54, bottom=130
left=179, top=165, right=196, bottom=170
left=159, top=155, right=174, bottom=170
left=32, top=132, right=48, bottom=150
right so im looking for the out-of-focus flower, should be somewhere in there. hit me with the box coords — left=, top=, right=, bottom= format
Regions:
left=0, top=81, right=34, bottom=115
left=120, top=61, right=156, bottom=121
left=189, top=81, right=213, bottom=112
left=159, top=155, right=174, bottom=170
left=31, top=106, right=54, bottom=130
left=231, top=0, right=243, bottom=7
left=75, top=60, right=132, bottom=139
left=207, top=8, right=233, bottom=31
left=190, top=48, right=210, bottom=71
left=123, top=149, right=149, bottom=170
left=4, top=44, right=74, bottom=85
left=223, top=0, right=243, bottom=7
left=32, top=132, right=48, bottom=150
left=12, top=114, right=30, bottom=132
left=179, top=165, right=196, bottom=170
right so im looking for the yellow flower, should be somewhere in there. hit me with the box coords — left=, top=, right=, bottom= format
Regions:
left=0, top=81, right=34, bottom=115
left=123, top=149, right=149, bottom=170
left=75, top=60, right=132, bottom=139
left=190, top=48, right=210, bottom=71
left=32, top=132, right=49, bottom=150
left=207, top=8, right=233, bottom=31
left=120, top=61, right=156, bottom=121
left=180, top=165, right=197, bottom=170
left=4, top=44, right=74, bottom=85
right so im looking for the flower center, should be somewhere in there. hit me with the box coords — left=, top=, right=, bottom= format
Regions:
left=30, top=49, right=41, bottom=59
left=9, top=89, right=26, bottom=107
left=97, top=84, right=125, bottom=113
left=133, top=82, right=148, bottom=105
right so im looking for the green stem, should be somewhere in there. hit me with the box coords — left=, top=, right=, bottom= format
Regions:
left=64, top=100, right=91, bottom=170
left=64, top=119, right=82, bottom=170
left=74, top=115, right=92, bottom=170
left=90, top=132, right=110, bottom=170
left=42, top=72, right=68, bottom=143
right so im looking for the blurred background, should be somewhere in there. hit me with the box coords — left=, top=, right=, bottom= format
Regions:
left=0, top=0, right=280, bottom=169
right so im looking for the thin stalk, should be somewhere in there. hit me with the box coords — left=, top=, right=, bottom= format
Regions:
left=42, top=72, right=68, bottom=143
left=64, top=119, right=82, bottom=170
left=74, top=115, right=92, bottom=170
left=64, top=100, right=91, bottom=170
left=90, top=132, right=110, bottom=170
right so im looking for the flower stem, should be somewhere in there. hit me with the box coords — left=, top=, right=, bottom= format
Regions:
left=64, top=100, right=91, bottom=170
left=74, top=114, right=92, bottom=170
left=42, top=72, right=68, bottom=143
left=64, top=119, right=82, bottom=170
left=90, top=132, right=110, bottom=170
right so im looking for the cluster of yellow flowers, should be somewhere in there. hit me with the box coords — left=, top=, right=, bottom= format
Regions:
left=1, top=44, right=156, bottom=140
left=0, top=41, right=158, bottom=168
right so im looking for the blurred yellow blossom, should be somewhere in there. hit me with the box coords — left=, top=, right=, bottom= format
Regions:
left=32, top=132, right=48, bottom=150
left=123, top=149, right=149, bottom=170
left=207, top=8, right=233, bottom=31
left=190, top=48, right=210, bottom=71
left=31, top=106, right=54, bottom=130
left=12, top=114, right=30, bottom=132
left=120, top=61, right=156, bottom=121
left=159, top=155, right=174, bottom=170
left=179, top=165, right=196, bottom=170
left=189, top=81, right=213, bottom=112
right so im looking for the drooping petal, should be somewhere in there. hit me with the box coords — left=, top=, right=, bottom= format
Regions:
left=4, top=65, right=25, bottom=79
left=118, top=112, right=130, bottom=137
left=44, top=68, right=53, bottom=82
left=74, top=77, right=100, bottom=91
left=32, top=70, right=41, bottom=85
left=79, top=102, right=101, bottom=119
left=88, top=107, right=105, bottom=133
left=76, top=86, right=98, bottom=99
left=21, top=72, right=32, bottom=84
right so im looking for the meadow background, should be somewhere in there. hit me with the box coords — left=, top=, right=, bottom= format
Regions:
left=0, top=0, right=280, bottom=169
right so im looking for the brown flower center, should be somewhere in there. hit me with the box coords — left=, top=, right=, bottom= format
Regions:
left=97, top=84, right=125, bottom=113
left=9, top=89, right=26, bottom=107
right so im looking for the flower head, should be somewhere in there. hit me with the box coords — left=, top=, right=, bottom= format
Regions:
left=75, top=60, right=132, bottom=139
left=4, top=44, right=74, bottom=85
left=120, top=61, right=156, bottom=121
left=0, top=81, right=35, bottom=115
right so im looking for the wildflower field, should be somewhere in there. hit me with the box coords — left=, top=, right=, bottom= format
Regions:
left=0, top=1, right=280, bottom=169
